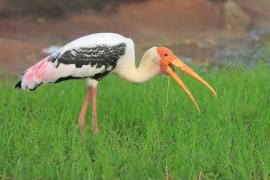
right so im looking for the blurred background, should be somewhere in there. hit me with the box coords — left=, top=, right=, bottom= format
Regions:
left=0, top=0, right=270, bottom=75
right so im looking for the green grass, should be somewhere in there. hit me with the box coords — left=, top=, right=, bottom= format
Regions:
left=0, top=64, right=270, bottom=179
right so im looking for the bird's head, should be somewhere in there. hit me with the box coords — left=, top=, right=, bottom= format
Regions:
left=153, top=47, right=217, bottom=112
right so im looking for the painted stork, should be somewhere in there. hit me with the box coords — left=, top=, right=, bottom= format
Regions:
left=15, top=33, right=217, bottom=136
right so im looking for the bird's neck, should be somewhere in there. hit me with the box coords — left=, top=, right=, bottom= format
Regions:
left=115, top=52, right=160, bottom=83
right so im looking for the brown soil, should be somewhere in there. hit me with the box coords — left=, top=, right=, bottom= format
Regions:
left=0, top=0, right=269, bottom=75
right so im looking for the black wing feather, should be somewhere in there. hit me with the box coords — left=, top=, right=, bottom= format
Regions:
left=49, top=43, right=126, bottom=69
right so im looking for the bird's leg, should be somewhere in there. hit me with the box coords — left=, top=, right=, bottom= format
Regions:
left=91, top=87, right=99, bottom=135
left=78, top=88, right=91, bottom=137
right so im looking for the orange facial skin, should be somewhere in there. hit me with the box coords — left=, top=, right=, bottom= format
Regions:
left=156, top=47, right=174, bottom=73
left=156, top=47, right=217, bottom=112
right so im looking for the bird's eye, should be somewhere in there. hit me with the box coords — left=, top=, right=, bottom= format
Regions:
left=164, top=53, right=168, bottom=57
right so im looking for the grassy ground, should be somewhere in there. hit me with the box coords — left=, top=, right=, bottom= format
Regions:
left=0, top=64, right=270, bottom=179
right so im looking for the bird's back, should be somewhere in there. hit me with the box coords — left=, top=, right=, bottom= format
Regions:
left=15, top=33, right=134, bottom=90
left=59, top=33, right=128, bottom=53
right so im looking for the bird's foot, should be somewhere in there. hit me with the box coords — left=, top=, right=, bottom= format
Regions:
left=80, top=129, right=86, bottom=138
left=92, top=126, right=99, bottom=135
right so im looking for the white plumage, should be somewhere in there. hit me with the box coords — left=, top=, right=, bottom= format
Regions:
left=58, top=33, right=132, bottom=56
left=17, top=33, right=135, bottom=90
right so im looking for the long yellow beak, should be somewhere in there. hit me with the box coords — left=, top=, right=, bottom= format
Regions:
left=166, top=57, right=217, bottom=112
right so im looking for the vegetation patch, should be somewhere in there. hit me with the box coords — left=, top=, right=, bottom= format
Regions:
left=0, top=64, right=269, bottom=179
left=7, top=0, right=149, bottom=17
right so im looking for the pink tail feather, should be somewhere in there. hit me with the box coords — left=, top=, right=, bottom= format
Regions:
left=15, top=57, right=54, bottom=90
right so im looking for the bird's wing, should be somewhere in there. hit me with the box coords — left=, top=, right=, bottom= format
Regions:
left=49, top=43, right=126, bottom=69
left=46, top=42, right=127, bottom=83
